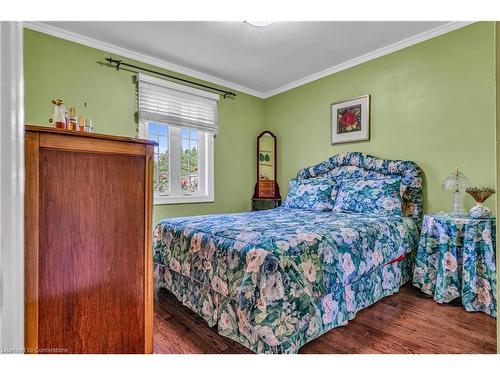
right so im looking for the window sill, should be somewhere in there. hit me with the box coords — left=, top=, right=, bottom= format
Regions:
left=153, top=195, right=214, bottom=205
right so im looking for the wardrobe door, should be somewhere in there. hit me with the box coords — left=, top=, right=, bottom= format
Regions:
left=38, top=149, right=146, bottom=353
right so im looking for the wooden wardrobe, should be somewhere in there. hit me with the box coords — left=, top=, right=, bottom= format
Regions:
left=24, top=125, right=156, bottom=354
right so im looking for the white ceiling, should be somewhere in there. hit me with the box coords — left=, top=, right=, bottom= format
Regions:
left=34, top=21, right=466, bottom=98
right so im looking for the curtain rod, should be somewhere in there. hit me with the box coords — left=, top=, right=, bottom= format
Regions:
left=104, top=57, right=237, bottom=98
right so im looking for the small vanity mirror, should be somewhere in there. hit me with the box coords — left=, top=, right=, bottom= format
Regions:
left=252, top=131, right=281, bottom=210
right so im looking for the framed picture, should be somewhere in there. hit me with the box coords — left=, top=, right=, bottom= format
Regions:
left=331, top=95, right=370, bottom=144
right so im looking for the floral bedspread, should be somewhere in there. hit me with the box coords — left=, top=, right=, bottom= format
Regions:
left=154, top=208, right=419, bottom=352
left=412, top=214, right=496, bottom=317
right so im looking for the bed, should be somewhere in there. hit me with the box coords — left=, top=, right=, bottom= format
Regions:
left=153, top=152, right=423, bottom=353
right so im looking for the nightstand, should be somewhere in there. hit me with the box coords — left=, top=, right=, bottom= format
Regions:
left=412, top=214, right=496, bottom=317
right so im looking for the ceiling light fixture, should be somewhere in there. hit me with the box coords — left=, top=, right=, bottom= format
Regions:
left=244, top=21, right=275, bottom=27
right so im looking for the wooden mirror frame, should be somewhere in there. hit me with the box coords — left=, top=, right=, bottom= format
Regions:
left=252, top=130, right=281, bottom=202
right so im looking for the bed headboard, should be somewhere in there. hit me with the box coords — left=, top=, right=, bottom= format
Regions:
left=296, top=152, right=423, bottom=222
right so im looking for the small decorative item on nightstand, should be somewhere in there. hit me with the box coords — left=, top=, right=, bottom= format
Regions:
left=466, top=186, right=495, bottom=219
left=413, top=214, right=497, bottom=317
left=442, top=167, right=471, bottom=216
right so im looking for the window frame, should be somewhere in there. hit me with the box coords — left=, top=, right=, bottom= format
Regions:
left=141, top=121, right=214, bottom=205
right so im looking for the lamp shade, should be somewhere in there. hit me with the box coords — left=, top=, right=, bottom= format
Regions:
left=442, top=167, right=471, bottom=192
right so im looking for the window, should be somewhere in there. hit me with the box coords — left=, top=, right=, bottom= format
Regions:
left=181, top=128, right=199, bottom=193
left=138, top=74, right=217, bottom=204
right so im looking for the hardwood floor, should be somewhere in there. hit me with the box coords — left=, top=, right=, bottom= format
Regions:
left=154, top=285, right=497, bottom=354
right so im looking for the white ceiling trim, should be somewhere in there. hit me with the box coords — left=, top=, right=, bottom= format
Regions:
left=22, top=21, right=266, bottom=99
left=23, top=21, right=474, bottom=100
left=263, top=21, right=475, bottom=98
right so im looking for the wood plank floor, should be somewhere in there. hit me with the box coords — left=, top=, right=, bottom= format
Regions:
left=154, top=285, right=497, bottom=354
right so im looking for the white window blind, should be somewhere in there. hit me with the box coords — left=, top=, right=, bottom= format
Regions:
left=138, top=73, right=219, bottom=134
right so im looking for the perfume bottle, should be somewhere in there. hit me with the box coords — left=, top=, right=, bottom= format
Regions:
left=51, top=99, right=66, bottom=129
left=64, top=111, right=69, bottom=129
left=69, top=107, right=77, bottom=131
left=78, top=115, right=86, bottom=132
left=84, top=118, right=93, bottom=133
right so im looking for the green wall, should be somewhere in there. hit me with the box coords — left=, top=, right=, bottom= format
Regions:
left=23, top=29, right=266, bottom=224
left=266, top=22, right=496, bottom=215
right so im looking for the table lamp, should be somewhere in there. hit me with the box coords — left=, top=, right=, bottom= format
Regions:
left=442, top=167, right=471, bottom=216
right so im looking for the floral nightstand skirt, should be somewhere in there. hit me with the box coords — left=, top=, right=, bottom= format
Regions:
left=412, top=214, right=496, bottom=317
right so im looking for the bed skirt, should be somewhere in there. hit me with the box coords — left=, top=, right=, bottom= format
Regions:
left=154, top=255, right=413, bottom=354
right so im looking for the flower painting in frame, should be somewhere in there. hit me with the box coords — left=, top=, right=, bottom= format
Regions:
left=331, top=95, right=370, bottom=144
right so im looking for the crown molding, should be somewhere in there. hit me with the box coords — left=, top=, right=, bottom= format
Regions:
left=23, top=21, right=475, bottom=100
left=22, top=21, right=266, bottom=99
left=262, top=21, right=475, bottom=98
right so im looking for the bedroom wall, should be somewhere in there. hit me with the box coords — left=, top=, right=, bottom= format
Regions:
left=23, top=29, right=266, bottom=224
left=266, top=22, right=496, bottom=215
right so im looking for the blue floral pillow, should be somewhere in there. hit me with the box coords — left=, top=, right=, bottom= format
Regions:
left=332, top=177, right=403, bottom=216
left=283, top=177, right=337, bottom=211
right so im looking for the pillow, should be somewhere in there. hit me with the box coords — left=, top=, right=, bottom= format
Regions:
left=332, top=177, right=403, bottom=216
left=283, top=177, right=337, bottom=211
